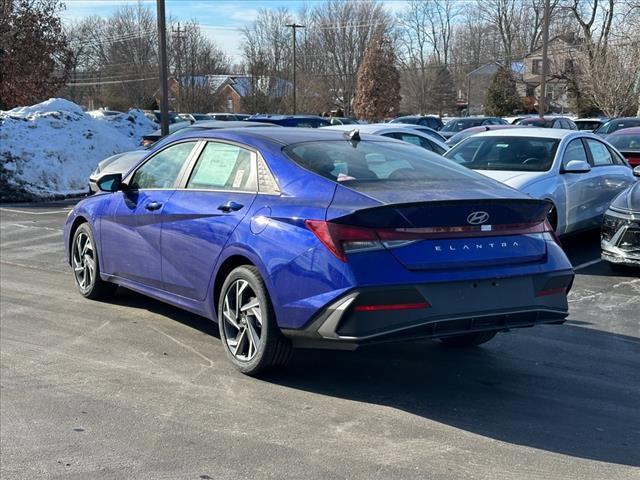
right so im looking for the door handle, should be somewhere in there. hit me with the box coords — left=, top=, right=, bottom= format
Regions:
left=145, top=201, right=163, bottom=211
left=217, top=201, right=244, bottom=213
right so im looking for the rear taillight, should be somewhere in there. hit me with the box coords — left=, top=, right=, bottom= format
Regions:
left=305, top=219, right=559, bottom=262
left=140, top=139, right=154, bottom=147
left=305, top=220, right=386, bottom=261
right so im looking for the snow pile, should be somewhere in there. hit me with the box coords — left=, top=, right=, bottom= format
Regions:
left=1, top=99, right=156, bottom=200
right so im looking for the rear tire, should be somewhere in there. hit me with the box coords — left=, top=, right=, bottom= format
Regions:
left=71, top=223, right=117, bottom=300
left=440, top=331, right=497, bottom=347
left=218, top=266, right=291, bottom=375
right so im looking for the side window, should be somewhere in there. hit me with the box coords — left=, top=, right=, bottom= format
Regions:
left=428, top=140, right=446, bottom=155
left=384, top=132, right=433, bottom=152
left=130, top=141, right=196, bottom=189
left=563, top=139, right=588, bottom=167
left=186, top=142, right=257, bottom=191
left=585, top=139, right=614, bottom=166
left=605, top=145, right=626, bottom=166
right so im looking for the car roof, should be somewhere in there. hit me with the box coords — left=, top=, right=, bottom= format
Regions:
left=471, top=127, right=576, bottom=139
left=323, top=124, right=397, bottom=133
left=394, top=115, right=439, bottom=119
left=248, top=114, right=326, bottom=120
left=189, top=120, right=273, bottom=128
left=171, top=126, right=398, bottom=147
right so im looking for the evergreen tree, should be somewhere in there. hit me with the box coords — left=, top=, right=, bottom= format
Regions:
left=430, top=66, right=456, bottom=115
left=353, top=36, right=401, bottom=122
left=484, top=66, right=520, bottom=116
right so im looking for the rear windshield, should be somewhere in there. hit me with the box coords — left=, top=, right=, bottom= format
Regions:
left=518, top=118, right=553, bottom=127
left=575, top=121, right=601, bottom=131
left=607, top=133, right=640, bottom=150
left=444, top=136, right=559, bottom=172
left=441, top=119, right=484, bottom=133
left=284, top=140, right=480, bottom=184
left=595, top=119, right=640, bottom=134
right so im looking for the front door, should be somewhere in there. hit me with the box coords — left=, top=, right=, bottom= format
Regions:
left=100, top=141, right=198, bottom=288
left=560, top=138, right=600, bottom=232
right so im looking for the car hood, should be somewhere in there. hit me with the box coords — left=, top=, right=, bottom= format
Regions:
left=609, top=181, right=640, bottom=213
left=473, top=170, right=547, bottom=188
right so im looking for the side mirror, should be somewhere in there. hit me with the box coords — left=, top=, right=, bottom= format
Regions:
left=96, top=172, right=124, bottom=192
left=562, top=160, right=591, bottom=174
left=634, top=166, right=640, bottom=177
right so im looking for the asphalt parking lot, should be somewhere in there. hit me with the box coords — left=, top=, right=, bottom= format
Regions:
left=1, top=200, right=638, bottom=480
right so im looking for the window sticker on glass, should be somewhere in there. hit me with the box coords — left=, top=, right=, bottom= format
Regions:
left=187, top=143, right=255, bottom=190
left=232, top=170, right=245, bottom=188
left=496, top=143, right=509, bottom=148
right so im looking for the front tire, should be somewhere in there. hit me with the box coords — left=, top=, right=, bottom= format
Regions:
left=218, top=266, right=291, bottom=375
left=440, top=331, right=497, bottom=347
left=71, top=223, right=117, bottom=300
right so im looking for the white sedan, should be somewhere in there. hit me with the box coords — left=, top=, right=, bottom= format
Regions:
left=444, top=128, right=636, bottom=234
left=323, top=123, right=449, bottom=155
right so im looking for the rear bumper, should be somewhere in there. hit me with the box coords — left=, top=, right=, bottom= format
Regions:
left=282, top=271, right=572, bottom=349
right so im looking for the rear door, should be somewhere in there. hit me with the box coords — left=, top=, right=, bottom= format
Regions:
left=159, top=140, right=259, bottom=300
left=100, top=141, right=199, bottom=288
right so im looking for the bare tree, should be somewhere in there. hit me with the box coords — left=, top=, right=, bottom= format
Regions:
left=170, top=20, right=230, bottom=113
left=310, top=0, right=392, bottom=115
left=241, top=7, right=292, bottom=113
left=578, top=41, right=640, bottom=117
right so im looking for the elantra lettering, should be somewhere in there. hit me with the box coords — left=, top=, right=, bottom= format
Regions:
left=434, top=241, right=520, bottom=252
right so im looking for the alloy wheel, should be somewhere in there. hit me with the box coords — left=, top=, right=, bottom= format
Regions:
left=222, top=279, right=263, bottom=361
left=72, top=231, right=95, bottom=293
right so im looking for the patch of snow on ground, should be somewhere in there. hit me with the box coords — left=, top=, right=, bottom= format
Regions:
left=1, top=98, right=156, bottom=200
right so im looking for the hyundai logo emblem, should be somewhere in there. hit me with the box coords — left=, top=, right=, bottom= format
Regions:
left=467, top=211, right=490, bottom=225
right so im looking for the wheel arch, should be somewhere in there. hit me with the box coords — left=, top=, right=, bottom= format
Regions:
left=67, top=215, right=90, bottom=264
left=210, top=250, right=274, bottom=321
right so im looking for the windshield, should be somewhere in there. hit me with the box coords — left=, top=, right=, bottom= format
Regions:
left=444, top=136, right=559, bottom=172
left=284, top=140, right=480, bottom=184
left=607, top=133, right=640, bottom=150
left=441, top=119, right=484, bottom=133
left=595, top=119, right=640, bottom=135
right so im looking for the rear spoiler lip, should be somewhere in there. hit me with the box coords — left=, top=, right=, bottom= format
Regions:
left=328, top=198, right=553, bottom=225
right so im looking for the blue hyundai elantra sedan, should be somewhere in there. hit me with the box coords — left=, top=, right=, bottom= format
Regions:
left=64, top=127, right=574, bottom=375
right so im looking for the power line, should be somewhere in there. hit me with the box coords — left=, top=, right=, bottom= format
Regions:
left=66, top=77, right=159, bottom=87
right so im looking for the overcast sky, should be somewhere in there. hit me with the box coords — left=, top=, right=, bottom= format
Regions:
left=60, top=0, right=408, bottom=64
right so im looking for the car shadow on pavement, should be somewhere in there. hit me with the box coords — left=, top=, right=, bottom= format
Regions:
left=264, top=324, right=640, bottom=467
left=101, top=287, right=639, bottom=467
left=107, top=287, right=220, bottom=338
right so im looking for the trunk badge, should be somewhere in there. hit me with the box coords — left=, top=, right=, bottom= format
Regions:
left=467, top=211, right=490, bottom=225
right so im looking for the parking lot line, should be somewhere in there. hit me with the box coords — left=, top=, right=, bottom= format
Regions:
left=0, top=207, right=72, bottom=215
left=573, top=258, right=603, bottom=271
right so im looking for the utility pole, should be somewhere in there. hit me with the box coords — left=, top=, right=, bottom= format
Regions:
left=156, top=0, right=169, bottom=136
left=172, top=22, right=187, bottom=113
left=539, top=0, right=550, bottom=117
left=286, top=23, right=305, bottom=115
